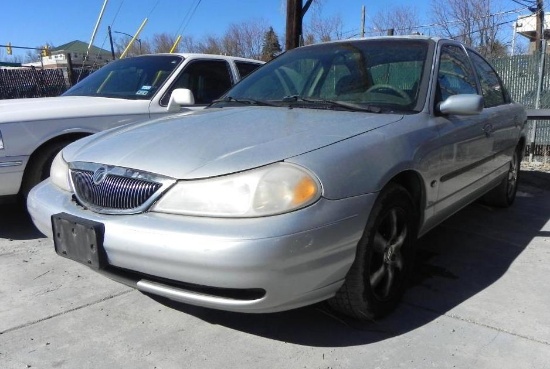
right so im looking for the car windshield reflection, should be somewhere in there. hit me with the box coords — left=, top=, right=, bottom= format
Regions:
left=214, top=39, right=429, bottom=112
left=62, top=55, right=183, bottom=100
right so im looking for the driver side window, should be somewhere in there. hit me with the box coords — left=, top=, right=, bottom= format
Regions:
left=437, top=45, right=478, bottom=102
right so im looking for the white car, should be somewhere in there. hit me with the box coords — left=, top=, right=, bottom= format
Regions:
left=0, top=53, right=262, bottom=202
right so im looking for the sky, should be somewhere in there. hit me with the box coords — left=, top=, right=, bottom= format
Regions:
left=0, top=0, right=538, bottom=60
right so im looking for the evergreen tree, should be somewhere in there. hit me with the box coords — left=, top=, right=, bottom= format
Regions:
left=260, top=27, right=282, bottom=61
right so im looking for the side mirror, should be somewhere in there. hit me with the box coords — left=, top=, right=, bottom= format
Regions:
left=437, top=94, right=483, bottom=116
left=167, top=88, right=195, bottom=112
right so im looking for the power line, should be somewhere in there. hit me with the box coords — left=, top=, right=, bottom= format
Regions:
left=511, top=0, right=538, bottom=11
left=109, top=0, right=125, bottom=28
left=174, top=0, right=202, bottom=37
left=452, top=18, right=521, bottom=41
left=346, top=5, right=531, bottom=39
left=147, top=0, right=161, bottom=18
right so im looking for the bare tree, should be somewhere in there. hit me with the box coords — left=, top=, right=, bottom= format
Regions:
left=179, top=35, right=200, bottom=53
left=24, top=50, right=39, bottom=63
left=431, top=0, right=508, bottom=57
left=303, top=33, right=315, bottom=46
left=185, top=19, right=267, bottom=59
left=303, top=7, right=344, bottom=44
left=222, top=19, right=267, bottom=59
left=195, top=35, right=225, bottom=55
left=371, top=5, right=421, bottom=36
left=114, top=36, right=151, bottom=57
left=151, top=33, right=180, bottom=53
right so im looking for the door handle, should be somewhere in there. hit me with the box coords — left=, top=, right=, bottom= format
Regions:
left=482, top=123, right=494, bottom=137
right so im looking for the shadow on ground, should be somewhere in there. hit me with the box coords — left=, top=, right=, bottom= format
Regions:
left=0, top=201, right=44, bottom=240
left=146, top=170, right=550, bottom=347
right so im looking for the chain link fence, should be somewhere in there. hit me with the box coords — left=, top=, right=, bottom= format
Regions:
left=0, top=68, right=68, bottom=99
left=490, top=53, right=550, bottom=162
left=0, top=66, right=98, bottom=100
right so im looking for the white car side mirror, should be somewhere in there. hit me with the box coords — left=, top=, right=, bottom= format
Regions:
left=167, top=88, right=195, bottom=112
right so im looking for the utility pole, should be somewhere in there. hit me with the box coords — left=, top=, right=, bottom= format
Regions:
left=532, top=0, right=545, bottom=161
left=107, top=26, right=116, bottom=60
left=535, top=0, right=544, bottom=52
left=285, top=0, right=314, bottom=51
left=361, top=6, right=366, bottom=38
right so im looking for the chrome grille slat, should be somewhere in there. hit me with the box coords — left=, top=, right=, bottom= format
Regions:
left=70, top=168, right=164, bottom=213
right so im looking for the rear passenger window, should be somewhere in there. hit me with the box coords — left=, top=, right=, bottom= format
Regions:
left=469, top=52, right=506, bottom=107
left=437, top=45, right=478, bottom=101
left=161, top=60, right=233, bottom=105
left=236, top=62, right=262, bottom=79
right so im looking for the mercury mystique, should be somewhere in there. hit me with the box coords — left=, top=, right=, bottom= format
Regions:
left=28, top=36, right=526, bottom=320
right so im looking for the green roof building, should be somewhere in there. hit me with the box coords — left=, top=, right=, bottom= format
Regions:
left=24, top=40, right=112, bottom=69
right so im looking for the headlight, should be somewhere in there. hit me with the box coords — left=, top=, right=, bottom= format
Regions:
left=152, top=163, right=321, bottom=217
left=50, top=151, right=72, bottom=192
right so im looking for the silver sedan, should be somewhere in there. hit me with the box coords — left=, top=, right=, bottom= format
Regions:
left=28, top=36, right=527, bottom=320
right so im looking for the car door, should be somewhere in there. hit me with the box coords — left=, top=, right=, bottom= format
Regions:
left=431, top=43, right=493, bottom=217
left=468, top=50, right=522, bottom=172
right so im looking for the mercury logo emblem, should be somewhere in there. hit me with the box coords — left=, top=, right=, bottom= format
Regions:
left=92, top=166, right=108, bottom=185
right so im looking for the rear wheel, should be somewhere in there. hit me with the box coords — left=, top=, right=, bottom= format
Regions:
left=482, top=149, right=520, bottom=208
left=329, top=183, right=417, bottom=320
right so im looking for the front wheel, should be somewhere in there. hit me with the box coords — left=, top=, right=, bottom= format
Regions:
left=329, top=183, right=417, bottom=320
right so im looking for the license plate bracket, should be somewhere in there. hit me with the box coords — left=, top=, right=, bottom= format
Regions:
left=51, top=213, right=107, bottom=270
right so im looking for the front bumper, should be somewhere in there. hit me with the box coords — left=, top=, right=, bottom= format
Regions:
left=28, top=180, right=377, bottom=313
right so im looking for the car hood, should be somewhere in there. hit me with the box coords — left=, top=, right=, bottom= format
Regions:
left=64, top=107, right=403, bottom=179
left=0, top=96, right=150, bottom=123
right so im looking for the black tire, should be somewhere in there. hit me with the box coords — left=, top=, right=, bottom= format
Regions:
left=482, top=149, right=520, bottom=208
left=329, top=183, right=417, bottom=320
left=20, top=140, right=72, bottom=199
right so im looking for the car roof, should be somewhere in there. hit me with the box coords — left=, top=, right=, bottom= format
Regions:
left=298, top=35, right=449, bottom=48
left=126, top=53, right=263, bottom=64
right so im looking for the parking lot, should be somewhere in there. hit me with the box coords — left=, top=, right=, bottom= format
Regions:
left=1, top=169, right=549, bottom=369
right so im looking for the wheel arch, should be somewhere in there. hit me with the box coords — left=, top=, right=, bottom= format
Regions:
left=25, top=132, right=89, bottom=167
left=517, top=136, right=527, bottom=160
left=19, top=132, right=90, bottom=196
left=385, top=170, right=426, bottom=234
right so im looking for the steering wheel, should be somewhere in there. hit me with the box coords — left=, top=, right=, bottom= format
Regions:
left=366, top=84, right=411, bottom=104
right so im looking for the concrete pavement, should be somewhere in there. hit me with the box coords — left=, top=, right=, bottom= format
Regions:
left=1, top=170, right=549, bottom=369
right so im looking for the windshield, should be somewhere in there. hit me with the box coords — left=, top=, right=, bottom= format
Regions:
left=217, top=39, right=429, bottom=112
left=63, top=55, right=183, bottom=100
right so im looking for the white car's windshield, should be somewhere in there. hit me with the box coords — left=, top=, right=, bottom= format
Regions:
left=218, top=39, right=430, bottom=112
left=63, top=55, right=183, bottom=100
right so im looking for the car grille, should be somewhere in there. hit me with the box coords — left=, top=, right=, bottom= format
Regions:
left=69, top=163, right=175, bottom=214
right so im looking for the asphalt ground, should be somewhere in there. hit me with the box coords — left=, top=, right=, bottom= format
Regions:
left=1, top=169, right=549, bottom=369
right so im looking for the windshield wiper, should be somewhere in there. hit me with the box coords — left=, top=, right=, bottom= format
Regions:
left=211, top=96, right=276, bottom=106
left=281, top=95, right=382, bottom=113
